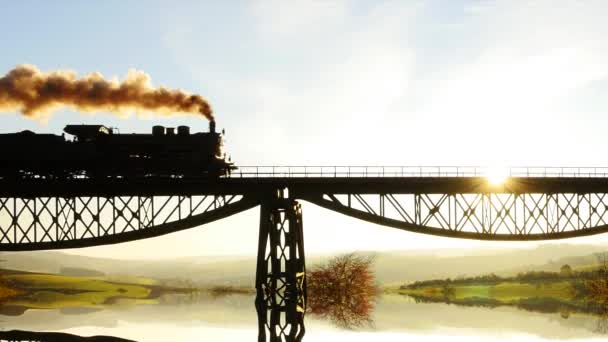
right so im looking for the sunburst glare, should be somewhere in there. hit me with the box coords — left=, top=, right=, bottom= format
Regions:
left=484, top=166, right=510, bottom=185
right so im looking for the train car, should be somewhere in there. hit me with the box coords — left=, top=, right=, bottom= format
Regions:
left=0, top=121, right=234, bottom=179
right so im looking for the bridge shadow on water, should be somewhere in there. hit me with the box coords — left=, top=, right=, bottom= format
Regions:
left=0, top=330, right=135, bottom=342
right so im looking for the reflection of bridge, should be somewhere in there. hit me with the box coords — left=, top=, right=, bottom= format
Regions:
left=4, top=165, right=608, bottom=341
left=0, top=329, right=134, bottom=342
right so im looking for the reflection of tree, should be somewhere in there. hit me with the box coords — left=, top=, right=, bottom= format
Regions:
left=208, top=285, right=252, bottom=299
left=306, top=253, right=377, bottom=329
left=593, top=302, right=608, bottom=334
left=587, top=252, right=608, bottom=302
left=441, top=283, right=455, bottom=299
left=0, top=275, right=21, bottom=303
left=584, top=252, right=608, bottom=333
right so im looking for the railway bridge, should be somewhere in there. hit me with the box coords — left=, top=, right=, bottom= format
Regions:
left=3, top=165, right=608, bottom=341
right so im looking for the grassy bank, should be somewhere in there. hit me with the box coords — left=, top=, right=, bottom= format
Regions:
left=386, top=262, right=608, bottom=318
left=388, top=280, right=574, bottom=303
left=0, top=269, right=157, bottom=310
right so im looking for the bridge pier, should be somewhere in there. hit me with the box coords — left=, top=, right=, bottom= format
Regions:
left=255, top=188, right=306, bottom=342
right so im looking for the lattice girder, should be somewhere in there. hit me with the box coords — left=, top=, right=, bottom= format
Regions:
left=0, top=195, right=257, bottom=251
left=305, top=192, right=608, bottom=240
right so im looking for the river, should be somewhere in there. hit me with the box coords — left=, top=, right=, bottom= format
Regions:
left=1, top=292, right=607, bottom=341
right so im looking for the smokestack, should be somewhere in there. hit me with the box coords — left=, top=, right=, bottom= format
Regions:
left=0, top=65, right=213, bottom=121
left=177, top=125, right=190, bottom=136
left=209, top=120, right=216, bottom=133
left=152, top=125, right=165, bottom=136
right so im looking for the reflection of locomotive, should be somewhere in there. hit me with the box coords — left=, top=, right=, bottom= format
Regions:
left=0, top=121, right=235, bottom=179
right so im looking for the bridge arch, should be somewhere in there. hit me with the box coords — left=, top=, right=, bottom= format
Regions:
left=0, top=195, right=258, bottom=251
left=301, top=192, right=608, bottom=241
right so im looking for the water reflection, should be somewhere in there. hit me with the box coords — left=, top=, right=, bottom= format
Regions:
left=3, top=292, right=608, bottom=341
left=404, top=293, right=608, bottom=335
left=0, top=329, right=134, bottom=341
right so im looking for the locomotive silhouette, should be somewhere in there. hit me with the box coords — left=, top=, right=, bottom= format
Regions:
left=0, top=121, right=234, bottom=179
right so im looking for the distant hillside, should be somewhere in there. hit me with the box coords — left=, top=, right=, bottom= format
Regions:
left=373, top=244, right=608, bottom=284
left=500, top=251, right=608, bottom=275
left=0, top=251, right=256, bottom=287
left=59, top=267, right=105, bottom=277
left=1, top=244, right=607, bottom=286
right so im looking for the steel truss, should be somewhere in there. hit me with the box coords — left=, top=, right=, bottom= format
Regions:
left=256, top=188, right=306, bottom=342
left=305, top=192, right=608, bottom=240
left=0, top=194, right=258, bottom=251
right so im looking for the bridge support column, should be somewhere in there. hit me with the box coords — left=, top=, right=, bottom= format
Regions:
left=255, top=188, right=306, bottom=342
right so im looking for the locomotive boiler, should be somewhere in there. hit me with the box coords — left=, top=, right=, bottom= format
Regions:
left=0, top=121, right=234, bottom=179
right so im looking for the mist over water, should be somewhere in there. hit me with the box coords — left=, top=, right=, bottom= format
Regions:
left=1, top=292, right=607, bottom=341
left=4, top=245, right=608, bottom=341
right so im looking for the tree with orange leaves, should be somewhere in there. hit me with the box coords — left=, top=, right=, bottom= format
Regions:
left=306, top=253, right=377, bottom=329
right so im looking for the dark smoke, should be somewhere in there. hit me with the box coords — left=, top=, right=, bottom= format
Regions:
left=0, top=65, right=213, bottom=120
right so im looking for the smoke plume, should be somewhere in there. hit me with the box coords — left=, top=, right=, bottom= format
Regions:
left=0, top=65, right=213, bottom=121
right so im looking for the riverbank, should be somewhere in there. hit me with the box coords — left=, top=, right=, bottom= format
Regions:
left=387, top=272, right=608, bottom=318
left=0, top=268, right=219, bottom=314
left=388, top=280, right=574, bottom=302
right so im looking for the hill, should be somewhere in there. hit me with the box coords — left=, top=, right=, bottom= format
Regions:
left=1, top=244, right=607, bottom=286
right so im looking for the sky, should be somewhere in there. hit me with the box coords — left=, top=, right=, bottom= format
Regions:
left=2, top=1, right=608, bottom=259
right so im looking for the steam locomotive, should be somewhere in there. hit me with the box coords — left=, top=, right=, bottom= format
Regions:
left=0, top=121, right=235, bottom=179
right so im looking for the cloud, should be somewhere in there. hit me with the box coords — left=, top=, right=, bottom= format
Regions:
left=250, top=0, right=348, bottom=38
left=414, top=1, right=608, bottom=129
left=162, top=1, right=608, bottom=165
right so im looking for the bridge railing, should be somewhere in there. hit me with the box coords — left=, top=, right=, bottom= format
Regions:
left=228, top=166, right=608, bottom=178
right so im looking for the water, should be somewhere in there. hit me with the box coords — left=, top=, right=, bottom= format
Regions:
left=2, top=293, right=607, bottom=341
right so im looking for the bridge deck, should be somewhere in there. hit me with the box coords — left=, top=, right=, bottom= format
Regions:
left=2, top=176, right=608, bottom=197
left=4, top=167, right=608, bottom=249
left=232, top=166, right=608, bottom=178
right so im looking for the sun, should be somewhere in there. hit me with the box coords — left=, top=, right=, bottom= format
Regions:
left=485, top=166, right=510, bottom=185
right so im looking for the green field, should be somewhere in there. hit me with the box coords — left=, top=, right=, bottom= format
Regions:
left=0, top=270, right=157, bottom=310
left=389, top=280, right=575, bottom=303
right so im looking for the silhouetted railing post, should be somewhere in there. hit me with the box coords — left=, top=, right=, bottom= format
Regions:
left=255, top=187, right=306, bottom=342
